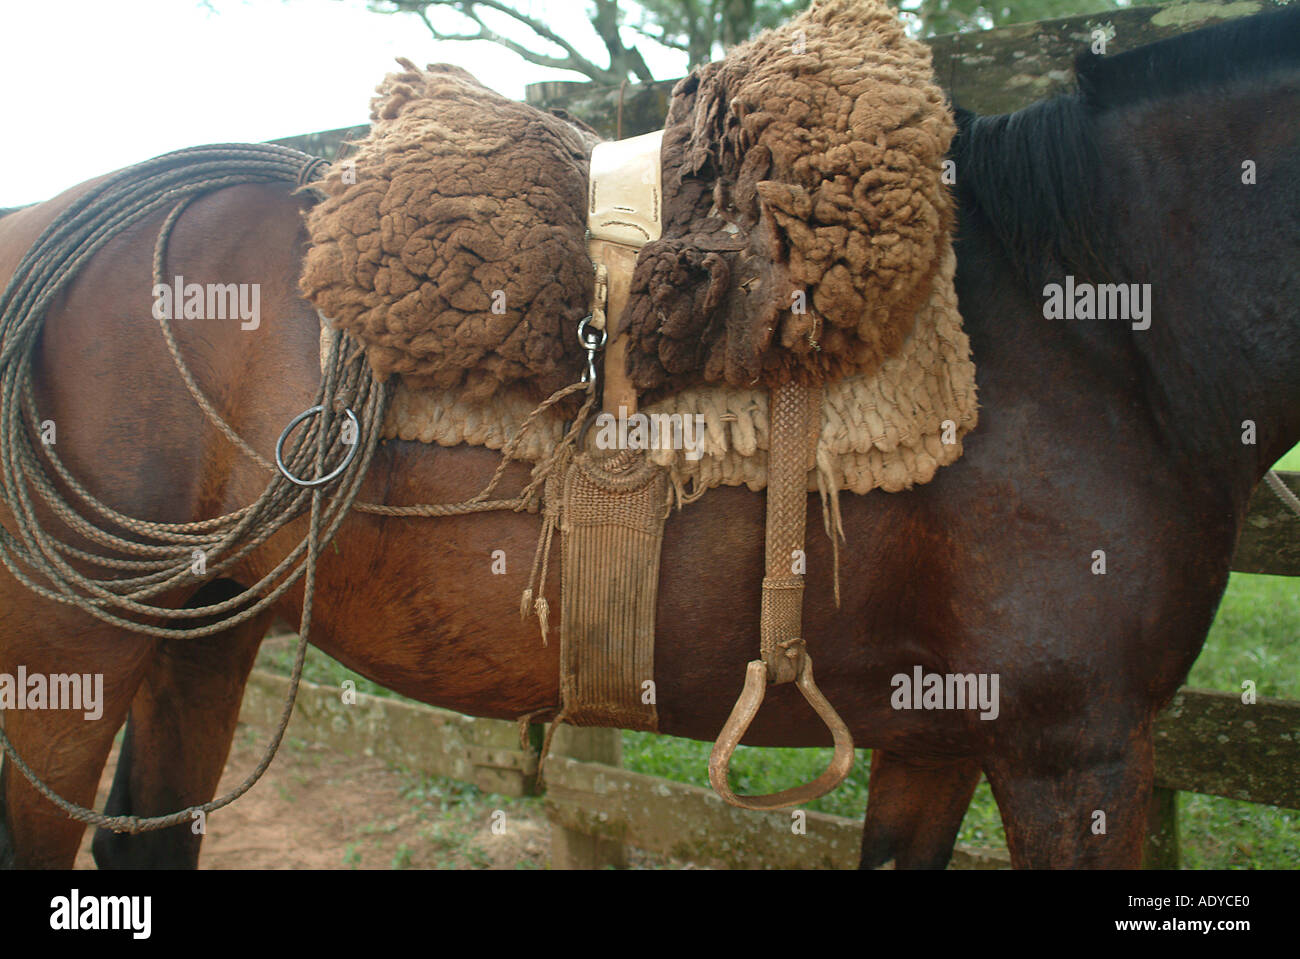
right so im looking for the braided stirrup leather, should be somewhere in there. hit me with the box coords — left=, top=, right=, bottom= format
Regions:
left=708, top=381, right=855, bottom=809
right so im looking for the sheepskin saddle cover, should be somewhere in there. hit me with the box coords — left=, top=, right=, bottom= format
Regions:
left=300, top=0, right=978, bottom=495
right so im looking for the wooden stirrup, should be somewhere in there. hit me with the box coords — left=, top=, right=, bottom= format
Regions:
left=709, top=655, right=855, bottom=810
left=709, top=381, right=855, bottom=809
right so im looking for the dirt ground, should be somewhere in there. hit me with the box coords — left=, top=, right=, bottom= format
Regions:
left=71, top=725, right=570, bottom=870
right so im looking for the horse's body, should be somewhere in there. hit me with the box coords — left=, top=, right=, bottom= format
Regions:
left=1, top=9, right=1297, bottom=869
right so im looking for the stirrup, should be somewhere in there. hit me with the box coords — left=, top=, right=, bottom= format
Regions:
left=708, top=653, right=855, bottom=810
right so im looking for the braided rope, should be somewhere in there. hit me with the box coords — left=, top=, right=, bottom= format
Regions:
left=0, top=142, right=589, bottom=836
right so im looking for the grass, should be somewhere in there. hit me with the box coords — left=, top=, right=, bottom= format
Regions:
left=252, top=448, right=1300, bottom=869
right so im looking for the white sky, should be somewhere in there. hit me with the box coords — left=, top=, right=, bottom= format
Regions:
left=0, top=0, right=689, bottom=207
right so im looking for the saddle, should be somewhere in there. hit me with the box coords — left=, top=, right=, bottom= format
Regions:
left=299, top=0, right=976, bottom=810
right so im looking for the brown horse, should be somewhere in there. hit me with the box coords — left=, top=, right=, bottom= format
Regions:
left=1, top=8, right=1298, bottom=869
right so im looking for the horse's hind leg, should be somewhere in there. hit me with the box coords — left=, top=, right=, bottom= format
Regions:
left=858, top=749, right=981, bottom=869
left=92, top=594, right=271, bottom=869
left=0, top=614, right=154, bottom=868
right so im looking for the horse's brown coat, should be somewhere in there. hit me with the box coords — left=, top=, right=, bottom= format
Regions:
left=2, top=8, right=1298, bottom=871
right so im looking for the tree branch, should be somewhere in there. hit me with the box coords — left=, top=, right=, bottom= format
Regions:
left=628, top=23, right=689, bottom=52
left=387, top=0, right=616, bottom=81
left=590, top=0, right=655, bottom=83
left=456, top=0, right=604, bottom=71
left=375, top=0, right=675, bottom=84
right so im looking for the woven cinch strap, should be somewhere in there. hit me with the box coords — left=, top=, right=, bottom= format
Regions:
left=530, top=130, right=668, bottom=773
left=556, top=448, right=667, bottom=731
left=708, top=380, right=855, bottom=809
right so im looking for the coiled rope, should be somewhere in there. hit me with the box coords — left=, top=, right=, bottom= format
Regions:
left=0, top=142, right=594, bottom=836
left=0, top=144, right=387, bottom=833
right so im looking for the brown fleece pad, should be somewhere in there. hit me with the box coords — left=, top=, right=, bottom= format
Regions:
left=377, top=244, right=977, bottom=499
left=300, top=0, right=960, bottom=404
left=299, top=62, right=598, bottom=403
left=623, top=0, right=958, bottom=396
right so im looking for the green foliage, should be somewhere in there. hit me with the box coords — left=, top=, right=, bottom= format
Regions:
left=390, top=843, right=415, bottom=868
left=342, top=842, right=363, bottom=868
left=1191, top=572, right=1300, bottom=700
left=629, top=0, right=1133, bottom=67
left=1273, top=443, right=1300, bottom=472
left=633, top=0, right=1132, bottom=60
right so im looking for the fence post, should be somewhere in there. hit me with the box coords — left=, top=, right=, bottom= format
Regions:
left=546, top=727, right=628, bottom=869
left=1142, top=786, right=1181, bottom=869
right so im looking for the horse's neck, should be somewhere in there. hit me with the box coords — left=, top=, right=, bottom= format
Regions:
left=1096, top=78, right=1300, bottom=495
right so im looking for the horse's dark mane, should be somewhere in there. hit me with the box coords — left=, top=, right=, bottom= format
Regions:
left=951, top=5, right=1300, bottom=289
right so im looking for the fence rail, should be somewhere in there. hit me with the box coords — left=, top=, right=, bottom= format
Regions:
left=240, top=662, right=1300, bottom=869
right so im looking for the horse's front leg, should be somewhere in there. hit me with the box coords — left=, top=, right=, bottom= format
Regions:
left=858, top=749, right=981, bottom=869
left=982, top=712, right=1154, bottom=868
left=92, top=588, right=271, bottom=869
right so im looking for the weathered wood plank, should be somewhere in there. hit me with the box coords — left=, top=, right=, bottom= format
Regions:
left=1231, top=471, right=1300, bottom=576
left=547, top=728, right=628, bottom=868
left=543, top=755, right=1010, bottom=869
left=524, top=80, right=678, bottom=140
left=1153, top=688, right=1300, bottom=808
left=930, top=0, right=1282, bottom=115
left=269, top=124, right=368, bottom=162
left=239, top=669, right=537, bottom=797
left=1142, top=787, right=1181, bottom=869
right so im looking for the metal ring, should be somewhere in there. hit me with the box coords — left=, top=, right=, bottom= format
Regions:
left=274, top=405, right=360, bottom=488
left=577, top=315, right=608, bottom=385
left=574, top=407, right=602, bottom=449
left=577, top=315, right=607, bottom=350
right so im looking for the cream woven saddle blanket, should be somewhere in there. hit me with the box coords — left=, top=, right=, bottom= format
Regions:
left=376, top=243, right=977, bottom=505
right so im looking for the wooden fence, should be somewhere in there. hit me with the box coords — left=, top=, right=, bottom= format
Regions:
left=252, top=1, right=1300, bottom=867
left=239, top=666, right=1299, bottom=869
left=239, top=475, right=1300, bottom=868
